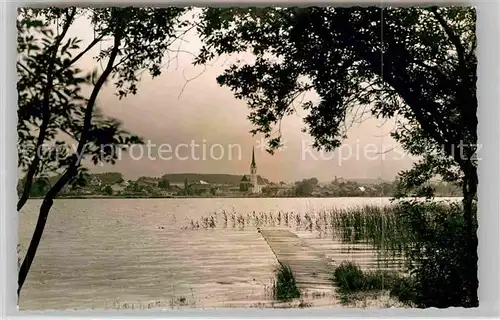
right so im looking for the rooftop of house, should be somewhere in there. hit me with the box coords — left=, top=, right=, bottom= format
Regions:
left=241, top=175, right=269, bottom=185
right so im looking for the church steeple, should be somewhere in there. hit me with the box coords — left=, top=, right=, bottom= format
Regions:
left=250, top=147, right=257, bottom=174
left=251, top=147, right=256, bottom=167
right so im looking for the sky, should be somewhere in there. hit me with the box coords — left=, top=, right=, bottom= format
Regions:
left=59, top=12, right=416, bottom=183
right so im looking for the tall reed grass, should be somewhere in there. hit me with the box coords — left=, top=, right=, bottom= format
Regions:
left=272, top=264, right=301, bottom=301
left=183, top=205, right=412, bottom=248
left=181, top=202, right=456, bottom=271
left=328, top=205, right=415, bottom=254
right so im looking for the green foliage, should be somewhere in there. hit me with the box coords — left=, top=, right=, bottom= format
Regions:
left=196, top=7, right=476, bottom=165
left=394, top=153, right=463, bottom=199
left=389, top=276, right=417, bottom=306
left=293, top=177, right=318, bottom=196
left=17, top=10, right=142, bottom=180
left=190, top=188, right=206, bottom=196
left=273, top=264, right=301, bottom=301
left=196, top=10, right=478, bottom=306
left=395, top=200, right=478, bottom=308
left=331, top=201, right=478, bottom=308
left=184, top=177, right=190, bottom=196
left=103, top=185, right=113, bottom=196
left=332, top=262, right=365, bottom=294
left=332, top=261, right=399, bottom=295
left=29, top=178, right=51, bottom=197
left=17, top=7, right=191, bottom=293
left=210, top=187, right=217, bottom=196
left=197, top=12, right=479, bottom=307
left=158, top=179, right=170, bottom=190
left=17, top=7, right=191, bottom=200
left=362, top=270, right=400, bottom=291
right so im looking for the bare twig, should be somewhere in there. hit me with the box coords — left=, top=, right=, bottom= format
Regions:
left=177, top=64, right=208, bottom=100
left=376, top=144, right=401, bottom=155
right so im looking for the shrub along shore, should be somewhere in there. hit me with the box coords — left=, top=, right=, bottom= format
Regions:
left=268, top=200, right=476, bottom=308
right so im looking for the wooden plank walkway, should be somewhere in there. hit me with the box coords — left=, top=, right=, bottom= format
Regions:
left=259, top=229, right=334, bottom=292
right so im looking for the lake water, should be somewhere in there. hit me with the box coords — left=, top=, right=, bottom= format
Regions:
left=18, top=197, right=441, bottom=310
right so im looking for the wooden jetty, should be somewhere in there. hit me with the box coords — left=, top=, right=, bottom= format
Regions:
left=259, top=229, right=334, bottom=292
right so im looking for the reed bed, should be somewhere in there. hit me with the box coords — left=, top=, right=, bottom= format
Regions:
left=182, top=206, right=412, bottom=248
left=180, top=204, right=443, bottom=270
left=328, top=206, right=414, bottom=253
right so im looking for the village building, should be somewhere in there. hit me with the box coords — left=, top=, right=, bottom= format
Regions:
left=189, top=181, right=213, bottom=194
left=240, top=147, right=268, bottom=194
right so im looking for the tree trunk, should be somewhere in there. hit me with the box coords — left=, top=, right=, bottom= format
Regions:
left=17, top=8, right=76, bottom=212
left=462, top=165, right=478, bottom=307
left=17, top=197, right=54, bottom=296
left=17, top=20, right=125, bottom=296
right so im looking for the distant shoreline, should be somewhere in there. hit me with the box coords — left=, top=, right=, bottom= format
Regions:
left=29, top=195, right=462, bottom=200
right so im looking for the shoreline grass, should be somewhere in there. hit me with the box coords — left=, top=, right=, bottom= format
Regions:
left=272, top=264, right=301, bottom=301
left=333, top=261, right=400, bottom=294
left=332, top=261, right=414, bottom=306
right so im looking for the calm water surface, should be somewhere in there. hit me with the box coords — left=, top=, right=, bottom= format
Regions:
left=19, top=197, right=451, bottom=310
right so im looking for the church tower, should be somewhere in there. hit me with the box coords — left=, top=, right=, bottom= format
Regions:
left=250, top=147, right=259, bottom=193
